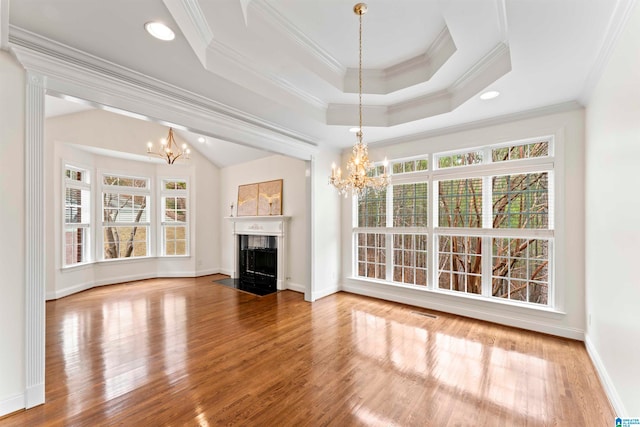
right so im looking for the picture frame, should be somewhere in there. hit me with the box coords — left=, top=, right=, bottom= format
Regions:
left=258, top=179, right=283, bottom=216
left=237, top=183, right=259, bottom=216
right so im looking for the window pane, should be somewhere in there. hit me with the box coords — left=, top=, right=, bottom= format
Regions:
left=437, top=151, right=483, bottom=169
left=492, top=238, right=549, bottom=305
left=355, top=233, right=386, bottom=280
left=492, top=141, right=549, bottom=162
left=438, top=178, right=483, bottom=227
left=65, top=227, right=87, bottom=265
left=492, top=173, right=548, bottom=229
left=103, top=226, right=148, bottom=258
left=437, top=235, right=482, bottom=294
left=392, top=234, right=427, bottom=286
left=358, top=188, right=387, bottom=227
left=393, top=183, right=428, bottom=227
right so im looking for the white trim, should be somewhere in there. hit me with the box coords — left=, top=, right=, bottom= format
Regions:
left=368, top=101, right=581, bottom=148
left=47, top=269, right=224, bottom=301
left=24, top=72, right=46, bottom=409
left=342, top=279, right=582, bottom=340
left=0, top=393, right=24, bottom=418
left=9, top=27, right=318, bottom=161
left=286, top=281, right=306, bottom=294
left=584, top=334, right=627, bottom=416
left=218, top=268, right=233, bottom=276
left=311, top=285, right=340, bottom=301
left=579, top=0, right=638, bottom=104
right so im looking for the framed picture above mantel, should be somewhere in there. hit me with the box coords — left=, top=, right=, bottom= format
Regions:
left=237, top=179, right=283, bottom=216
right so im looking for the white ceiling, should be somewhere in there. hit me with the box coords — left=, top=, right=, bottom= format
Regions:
left=8, top=0, right=633, bottom=163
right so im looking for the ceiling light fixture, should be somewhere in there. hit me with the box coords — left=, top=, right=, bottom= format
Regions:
left=198, top=136, right=206, bottom=143
left=330, top=3, right=390, bottom=198
left=146, top=128, right=190, bottom=164
left=144, top=21, right=175, bottom=41
left=480, top=90, right=500, bottom=100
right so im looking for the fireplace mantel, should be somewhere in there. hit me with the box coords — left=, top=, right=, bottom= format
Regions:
left=226, top=216, right=291, bottom=290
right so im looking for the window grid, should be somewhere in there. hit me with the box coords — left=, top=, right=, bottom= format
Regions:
left=492, top=141, right=549, bottom=162
left=492, top=238, right=549, bottom=305
left=102, top=173, right=150, bottom=259
left=353, top=137, right=554, bottom=309
left=357, top=233, right=386, bottom=280
left=392, top=159, right=428, bottom=174
left=437, top=235, right=483, bottom=295
left=161, top=179, right=188, bottom=256
left=64, top=166, right=91, bottom=267
left=392, top=234, right=428, bottom=286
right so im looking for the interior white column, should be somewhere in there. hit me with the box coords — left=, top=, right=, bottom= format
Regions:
left=25, top=72, right=46, bottom=408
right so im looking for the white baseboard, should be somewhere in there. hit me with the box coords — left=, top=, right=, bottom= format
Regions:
left=48, top=269, right=223, bottom=301
left=196, top=268, right=221, bottom=277
left=311, top=285, right=340, bottom=301
left=0, top=392, right=24, bottom=418
left=286, top=281, right=306, bottom=294
left=218, top=268, right=233, bottom=276
left=24, top=383, right=44, bottom=409
left=342, top=280, right=584, bottom=340
left=585, top=334, right=626, bottom=417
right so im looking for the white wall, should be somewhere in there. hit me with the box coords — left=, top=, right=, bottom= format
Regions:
left=311, top=149, right=342, bottom=300
left=585, top=2, right=640, bottom=416
left=341, top=109, right=587, bottom=340
left=45, top=109, right=221, bottom=299
left=0, top=51, right=26, bottom=415
left=220, top=155, right=307, bottom=291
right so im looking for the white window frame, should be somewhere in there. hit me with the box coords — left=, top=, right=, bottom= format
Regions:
left=159, top=177, right=190, bottom=257
left=62, top=163, right=92, bottom=267
left=100, top=172, right=152, bottom=261
left=352, top=137, right=556, bottom=309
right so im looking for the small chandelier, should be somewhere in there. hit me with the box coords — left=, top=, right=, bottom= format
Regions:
left=329, top=3, right=390, bottom=197
left=146, top=127, right=191, bottom=164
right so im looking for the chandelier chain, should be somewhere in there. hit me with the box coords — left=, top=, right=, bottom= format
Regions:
left=328, top=3, right=390, bottom=198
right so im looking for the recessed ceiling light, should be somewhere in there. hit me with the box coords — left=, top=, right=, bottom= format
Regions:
left=349, top=127, right=361, bottom=133
left=197, top=137, right=205, bottom=143
left=144, top=22, right=175, bottom=41
left=480, top=90, right=500, bottom=100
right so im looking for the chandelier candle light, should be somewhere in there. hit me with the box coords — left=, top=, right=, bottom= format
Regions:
left=329, top=3, right=390, bottom=197
left=146, top=127, right=191, bottom=164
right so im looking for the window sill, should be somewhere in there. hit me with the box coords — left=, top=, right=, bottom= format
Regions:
left=61, top=262, right=93, bottom=272
left=97, top=255, right=191, bottom=264
left=345, top=276, right=566, bottom=317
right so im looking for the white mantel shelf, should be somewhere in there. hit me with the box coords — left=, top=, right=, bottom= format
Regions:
left=225, top=216, right=291, bottom=290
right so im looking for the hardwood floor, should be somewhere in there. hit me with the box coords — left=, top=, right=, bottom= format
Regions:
left=1, top=275, right=613, bottom=426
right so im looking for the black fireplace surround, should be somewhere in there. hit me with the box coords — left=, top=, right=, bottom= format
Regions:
left=238, top=235, right=277, bottom=293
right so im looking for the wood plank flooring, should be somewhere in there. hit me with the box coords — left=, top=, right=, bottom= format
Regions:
left=1, top=275, right=613, bottom=426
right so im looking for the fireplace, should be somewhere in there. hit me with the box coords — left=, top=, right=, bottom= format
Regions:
left=238, top=235, right=277, bottom=292
left=227, top=216, right=290, bottom=290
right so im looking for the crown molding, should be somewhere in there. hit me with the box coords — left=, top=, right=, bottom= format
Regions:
left=179, top=0, right=214, bottom=43
left=496, top=0, right=509, bottom=42
left=207, top=38, right=328, bottom=112
left=9, top=25, right=318, bottom=160
left=579, top=0, right=637, bottom=105
left=343, top=26, right=457, bottom=95
left=369, top=101, right=583, bottom=148
left=249, top=0, right=345, bottom=77
left=328, top=43, right=511, bottom=127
